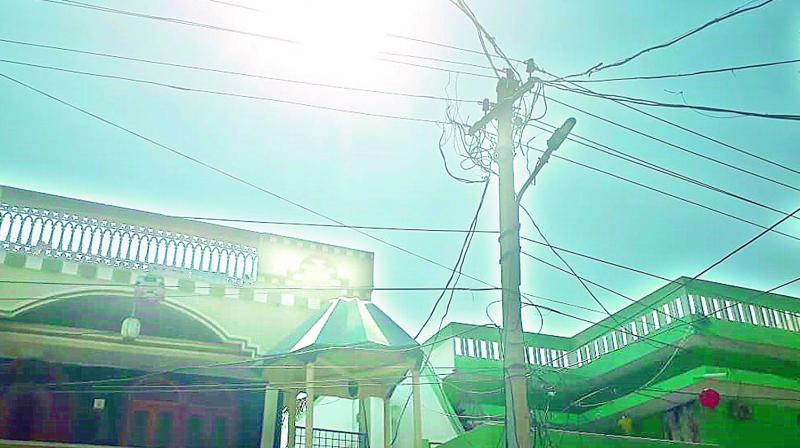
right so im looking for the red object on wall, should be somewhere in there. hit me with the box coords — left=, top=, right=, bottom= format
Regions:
left=699, top=388, right=721, bottom=409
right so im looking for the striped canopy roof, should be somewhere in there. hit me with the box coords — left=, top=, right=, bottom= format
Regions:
left=266, top=297, right=419, bottom=356
left=258, top=297, right=422, bottom=397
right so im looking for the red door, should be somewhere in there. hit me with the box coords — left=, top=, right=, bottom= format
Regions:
left=122, top=383, right=237, bottom=448
left=123, top=400, right=184, bottom=448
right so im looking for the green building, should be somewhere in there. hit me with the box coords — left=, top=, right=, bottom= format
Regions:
left=424, top=278, right=800, bottom=447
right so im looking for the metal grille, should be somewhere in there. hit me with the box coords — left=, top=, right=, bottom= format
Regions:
left=295, top=426, right=368, bottom=448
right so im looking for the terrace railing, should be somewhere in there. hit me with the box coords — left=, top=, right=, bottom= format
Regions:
left=295, top=426, right=368, bottom=448
left=0, top=204, right=258, bottom=285
left=451, top=293, right=800, bottom=369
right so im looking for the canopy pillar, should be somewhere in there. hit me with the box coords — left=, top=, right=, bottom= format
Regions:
left=259, top=388, right=281, bottom=448
left=286, top=390, right=298, bottom=448
left=383, top=393, right=392, bottom=448
left=412, top=369, right=422, bottom=448
left=305, top=363, right=315, bottom=448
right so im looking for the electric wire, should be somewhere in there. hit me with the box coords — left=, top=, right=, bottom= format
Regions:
left=7, top=322, right=505, bottom=391
left=569, top=57, right=800, bottom=83
left=510, top=140, right=800, bottom=244
left=0, top=38, right=482, bottom=104
left=519, top=204, right=619, bottom=324
left=378, top=28, right=800, bottom=177
left=553, top=82, right=800, bottom=178
left=538, top=93, right=800, bottom=188
left=0, top=59, right=447, bottom=124
left=524, top=118, right=800, bottom=227
left=34, top=0, right=497, bottom=80
left=617, top=203, right=800, bottom=335
left=414, top=178, right=490, bottom=338
left=550, top=82, right=800, bottom=122
left=568, top=0, right=776, bottom=78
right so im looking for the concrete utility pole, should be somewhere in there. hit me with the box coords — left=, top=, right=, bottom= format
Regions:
left=494, top=70, right=531, bottom=448
left=468, top=68, right=575, bottom=448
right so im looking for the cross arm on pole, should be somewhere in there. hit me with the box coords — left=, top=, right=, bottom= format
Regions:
left=467, top=77, right=537, bottom=136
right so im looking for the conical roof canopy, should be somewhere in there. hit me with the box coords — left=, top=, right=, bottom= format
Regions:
left=259, top=297, right=421, bottom=398
left=270, top=297, right=418, bottom=354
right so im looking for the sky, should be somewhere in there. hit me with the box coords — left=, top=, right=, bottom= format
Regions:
left=1, top=0, right=799, bottom=339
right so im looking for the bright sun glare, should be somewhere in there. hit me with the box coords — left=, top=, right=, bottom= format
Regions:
left=264, top=1, right=393, bottom=75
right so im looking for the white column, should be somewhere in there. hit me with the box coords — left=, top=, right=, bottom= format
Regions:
left=260, top=388, right=280, bottom=448
left=412, top=370, right=422, bottom=448
left=286, top=391, right=298, bottom=448
left=305, top=364, right=315, bottom=448
left=383, top=395, right=392, bottom=448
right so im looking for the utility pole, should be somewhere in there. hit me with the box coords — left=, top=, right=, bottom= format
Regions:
left=468, top=68, right=575, bottom=448
left=494, top=70, right=531, bottom=448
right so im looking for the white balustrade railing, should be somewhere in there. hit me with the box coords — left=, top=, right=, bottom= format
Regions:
left=0, top=204, right=258, bottom=284
left=452, top=294, right=800, bottom=369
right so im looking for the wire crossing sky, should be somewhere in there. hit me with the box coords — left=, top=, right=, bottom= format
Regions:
left=1, top=0, right=799, bottom=338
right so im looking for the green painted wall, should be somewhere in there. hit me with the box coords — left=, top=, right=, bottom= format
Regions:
left=632, top=399, right=800, bottom=448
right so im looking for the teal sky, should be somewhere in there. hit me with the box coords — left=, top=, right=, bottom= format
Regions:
left=2, top=0, right=799, bottom=339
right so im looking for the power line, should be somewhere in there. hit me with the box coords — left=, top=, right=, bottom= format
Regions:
left=626, top=201, right=800, bottom=325
left=13, top=321, right=502, bottom=392
left=206, top=0, right=260, bottom=12
left=511, top=140, right=800, bottom=245
left=0, top=59, right=447, bottom=124
left=0, top=279, right=498, bottom=293
left=551, top=82, right=800, bottom=121
left=41, top=0, right=298, bottom=43
left=0, top=38, right=482, bottom=104
left=567, top=81, right=800, bottom=178
left=568, top=58, right=800, bottom=83
left=540, top=92, right=800, bottom=184
left=525, top=119, right=800, bottom=228
left=568, top=0, right=776, bottom=78
left=34, top=0, right=496, bottom=80
left=415, top=179, right=490, bottom=338
left=387, top=33, right=523, bottom=65
left=520, top=204, right=619, bottom=323
left=520, top=237, right=671, bottom=282
left=328, top=26, right=800, bottom=177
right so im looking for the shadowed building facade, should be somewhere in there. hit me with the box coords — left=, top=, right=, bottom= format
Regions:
left=0, top=185, right=377, bottom=447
